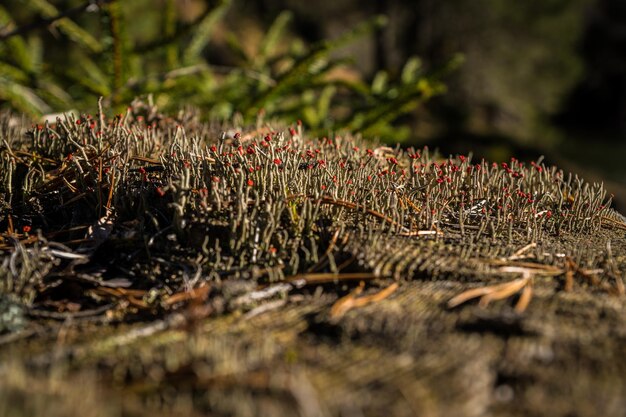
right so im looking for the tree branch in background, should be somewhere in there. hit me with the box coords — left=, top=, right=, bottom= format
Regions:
left=0, top=0, right=112, bottom=41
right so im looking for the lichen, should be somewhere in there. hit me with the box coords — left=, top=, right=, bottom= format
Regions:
left=0, top=99, right=624, bottom=319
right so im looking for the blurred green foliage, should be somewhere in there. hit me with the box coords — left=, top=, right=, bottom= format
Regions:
left=0, top=0, right=451, bottom=141
left=425, top=0, right=591, bottom=142
left=249, top=0, right=596, bottom=145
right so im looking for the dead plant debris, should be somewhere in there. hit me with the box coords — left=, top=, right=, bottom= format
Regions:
left=0, top=99, right=625, bottom=337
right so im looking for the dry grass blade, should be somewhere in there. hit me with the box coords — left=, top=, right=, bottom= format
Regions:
left=448, top=271, right=533, bottom=310
left=507, top=242, right=537, bottom=260
left=0, top=235, right=38, bottom=250
left=106, top=170, right=116, bottom=210
left=13, top=150, right=57, bottom=164
left=330, top=281, right=399, bottom=320
left=403, top=197, right=421, bottom=213
left=564, top=257, right=576, bottom=292
left=446, top=286, right=500, bottom=309
left=62, top=177, right=78, bottom=193
left=7, top=214, right=14, bottom=235
left=577, top=268, right=602, bottom=286
left=329, top=281, right=365, bottom=319
left=601, top=216, right=626, bottom=231
left=485, top=259, right=563, bottom=276
left=563, top=257, right=620, bottom=294
left=400, top=229, right=443, bottom=237
left=614, top=273, right=625, bottom=296
left=47, top=248, right=89, bottom=260
left=479, top=275, right=531, bottom=307
left=286, top=194, right=408, bottom=232
left=94, top=287, right=148, bottom=308
left=319, top=196, right=403, bottom=230
left=514, top=281, right=533, bottom=313
left=352, top=282, right=399, bottom=306
left=163, top=285, right=211, bottom=306
left=287, top=272, right=383, bottom=285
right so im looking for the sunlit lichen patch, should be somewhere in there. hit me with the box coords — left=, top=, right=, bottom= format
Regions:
left=0, top=99, right=624, bottom=323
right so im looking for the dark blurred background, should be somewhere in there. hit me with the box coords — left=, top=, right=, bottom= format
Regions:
left=245, top=0, right=626, bottom=188
left=1, top=0, right=625, bottom=208
left=244, top=0, right=626, bottom=203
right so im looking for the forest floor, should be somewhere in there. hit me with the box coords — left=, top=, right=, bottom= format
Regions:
left=2, top=242, right=626, bottom=417
left=1, top=104, right=625, bottom=417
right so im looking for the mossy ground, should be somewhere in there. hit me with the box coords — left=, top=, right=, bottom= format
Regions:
left=2, top=274, right=626, bottom=417
left=1, top=102, right=625, bottom=416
